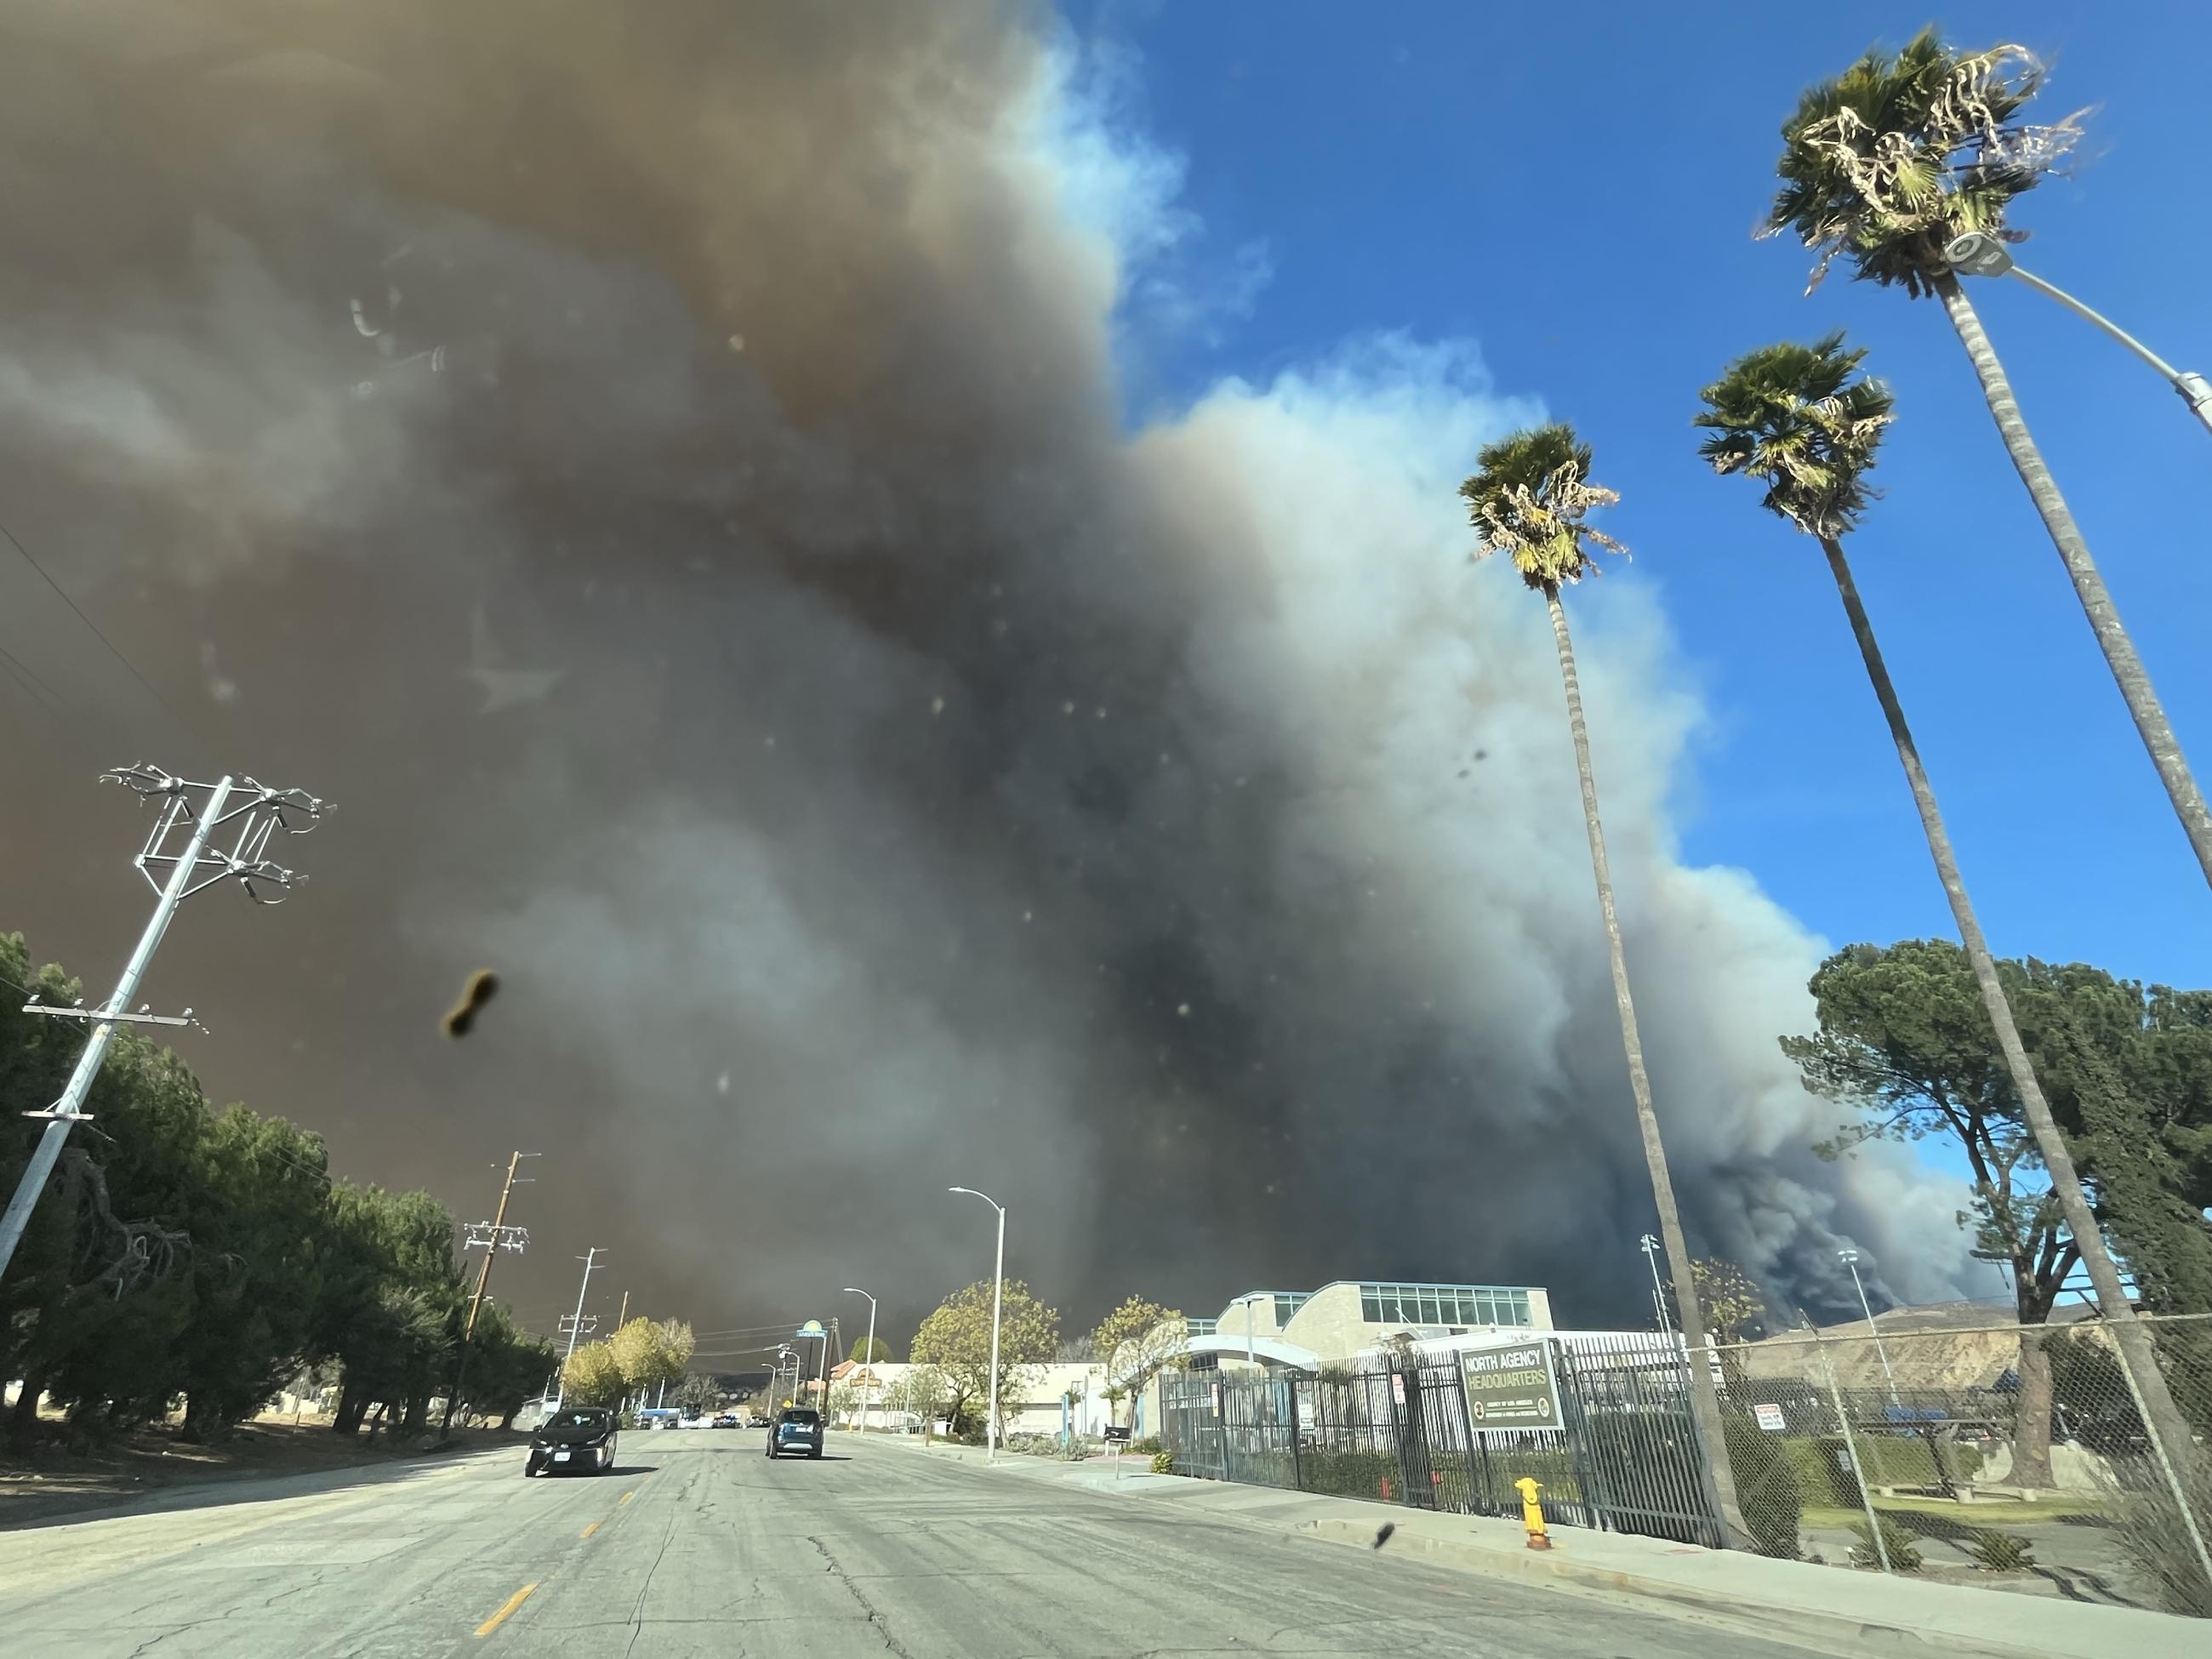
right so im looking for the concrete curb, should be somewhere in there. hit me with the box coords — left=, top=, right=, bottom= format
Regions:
left=1299, top=1516, right=2024, bottom=1659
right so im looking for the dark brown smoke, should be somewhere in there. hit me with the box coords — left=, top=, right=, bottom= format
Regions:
left=0, top=0, right=1970, bottom=1346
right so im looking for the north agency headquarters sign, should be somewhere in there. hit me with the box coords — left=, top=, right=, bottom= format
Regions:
left=1459, top=1340, right=1562, bottom=1432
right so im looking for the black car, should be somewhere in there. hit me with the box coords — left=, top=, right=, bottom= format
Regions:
left=766, top=1407, right=824, bottom=1459
left=525, top=1406, right=619, bottom=1476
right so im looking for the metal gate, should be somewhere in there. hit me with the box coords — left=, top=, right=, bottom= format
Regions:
left=1160, top=1339, right=1725, bottom=1551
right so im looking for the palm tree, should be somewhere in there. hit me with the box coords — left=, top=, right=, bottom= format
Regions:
left=1764, top=33, right=2204, bottom=1468
left=1459, top=425, right=1747, bottom=1545
left=1764, top=29, right=2212, bottom=892
left=1696, top=331, right=2087, bottom=1482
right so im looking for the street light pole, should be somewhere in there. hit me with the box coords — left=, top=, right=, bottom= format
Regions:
left=1640, top=1234, right=1673, bottom=1335
left=844, top=1288, right=878, bottom=1434
left=1839, top=1247, right=1900, bottom=1408
left=1946, top=232, right=2212, bottom=439
left=949, top=1186, right=1006, bottom=1459
left=1227, top=1292, right=1265, bottom=1368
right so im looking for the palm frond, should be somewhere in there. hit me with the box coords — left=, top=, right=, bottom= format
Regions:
left=1458, top=424, right=1625, bottom=592
left=1762, top=28, right=2086, bottom=296
left=1694, top=333, right=1896, bottom=539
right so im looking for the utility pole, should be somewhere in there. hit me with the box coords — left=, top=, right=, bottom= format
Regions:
left=0, top=765, right=325, bottom=1285
left=439, top=1150, right=538, bottom=1437
left=552, top=1247, right=603, bottom=1409
left=617, top=1290, right=630, bottom=1330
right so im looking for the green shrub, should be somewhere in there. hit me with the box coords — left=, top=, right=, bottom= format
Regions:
left=1297, top=1449, right=1400, bottom=1500
left=1964, top=1530, right=2035, bottom=1572
left=1849, top=1515, right=1923, bottom=1572
left=1780, top=1434, right=1865, bottom=1508
left=1724, top=1416, right=1803, bottom=1559
left=1126, top=1435, right=1161, bottom=1455
left=1150, top=1450, right=1175, bottom=1474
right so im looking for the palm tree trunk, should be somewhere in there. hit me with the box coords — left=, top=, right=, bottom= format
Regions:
left=1543, top=586, right=1747, bottom=1547
left=1816, top=533, right=2199, bottom=1481
left=1935, top=272, right=2212, bottom=890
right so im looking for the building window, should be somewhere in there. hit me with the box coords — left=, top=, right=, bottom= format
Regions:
left=1273, top=1291, right=1312, bottom=1325
left=1357, top=1282, right=1536, bottom=1328
left=1187, top=1318, right=1217, bottom=1337
left=1189, top=1352, right=1218, bottom=1371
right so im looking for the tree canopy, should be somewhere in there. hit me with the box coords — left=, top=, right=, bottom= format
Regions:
left=610, top=1317, right=695, bottom=1397
left=1086, top=1295, right=1187, bottom=1416
left=1, top=930, right=552, bottom=1448
left=1694, top=333, right=1895, bottom=539
left=1458, top=423, right=1622, bottom=593
left=559, top=1340, right=624, bottom=1407
left=909, top=1279, right=1058, bottom=1438
left=1765, top=29, right=2084, bottom=295
left=1784, top=938, right=2212, bottom=1319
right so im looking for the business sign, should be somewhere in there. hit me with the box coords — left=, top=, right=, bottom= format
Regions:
left=795, top=1320, right=825, bottom=1339
left=1459, top=1340, right=1561, bottom=1433
left=1753, top=1402, right=1787, bottom=1434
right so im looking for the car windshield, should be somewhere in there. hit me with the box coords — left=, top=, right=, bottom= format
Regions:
left=545, top=1411, right=610, bottom=1434
left=778, top=1411, right=820, bottom=1426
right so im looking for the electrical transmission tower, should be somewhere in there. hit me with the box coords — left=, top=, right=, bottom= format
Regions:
left=550, top=1247, right=604, bottom=1409
left=0, top=764, right=326, bottom=1283
left=439, top=1149, right=539, bottom=1437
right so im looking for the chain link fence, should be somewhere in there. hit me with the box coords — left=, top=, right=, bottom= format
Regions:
left=1157, top=1314, right=2212, bottom=1617
left=1715, top=1311, right=2212, bottom=1616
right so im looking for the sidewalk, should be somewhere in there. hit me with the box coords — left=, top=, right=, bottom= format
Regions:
left=873, top=1435, right=2199, bottom=1659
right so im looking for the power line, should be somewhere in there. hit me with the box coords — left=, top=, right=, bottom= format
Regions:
left=0, top=511, right=200, bottom=750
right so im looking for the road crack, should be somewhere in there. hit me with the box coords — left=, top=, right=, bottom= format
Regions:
left=808, top=1534, right=915, bottom=1658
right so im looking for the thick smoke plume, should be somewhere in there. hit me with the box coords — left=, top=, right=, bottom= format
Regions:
left=0, top=0, right=1975, bottom=1345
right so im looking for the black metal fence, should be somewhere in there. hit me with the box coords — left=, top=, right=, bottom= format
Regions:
left=1157, top=1336, right=1724, bottom=1547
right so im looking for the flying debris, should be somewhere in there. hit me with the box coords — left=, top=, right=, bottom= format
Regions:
left=466, top=606, right=562, bottom=714
left=443, top=969, right=500, bottom=1038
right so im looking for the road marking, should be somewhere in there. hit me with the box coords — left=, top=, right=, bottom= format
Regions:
left=619, top=1491, right=636, bottom=1505
left=475, top=1582, right=537, bottom=1638
left=579, top=1521, right=600, bottom=1539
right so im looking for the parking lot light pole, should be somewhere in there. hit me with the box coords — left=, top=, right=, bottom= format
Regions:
left=844, top=1287, right=878, bottom=1433
left=1839, top=1247, right=1900, bottom=1407
left=949, top=1186, right=1006, bottom=1459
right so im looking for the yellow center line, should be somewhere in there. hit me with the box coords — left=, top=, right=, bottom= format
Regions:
left=474, top=1582, right=538, bottom=1639
left=619, top=1491, right=636, bottom=1505
left=579, top=1520, right=600, bottom=1539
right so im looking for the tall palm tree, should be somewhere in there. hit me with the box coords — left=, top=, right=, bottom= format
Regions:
left=1460, top=425, right=1747, bottom=1545
left=1763, top=35, right=2204, bottom=1470
left=1696, top=331, right=2089, bottom=1482
left=1764, top=30, right=2212, bottom=893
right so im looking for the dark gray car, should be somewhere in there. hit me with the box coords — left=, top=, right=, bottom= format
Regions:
left=766, top=1406, right=823, bottom=1458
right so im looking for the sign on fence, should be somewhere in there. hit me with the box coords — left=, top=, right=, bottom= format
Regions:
left=1753, top=1402, right=1786, bottom=1433
left=1459, top=1340, right=1561, bottom=1431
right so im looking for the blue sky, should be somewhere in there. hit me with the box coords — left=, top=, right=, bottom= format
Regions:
left=1075, top=0, right=2212, bottom=998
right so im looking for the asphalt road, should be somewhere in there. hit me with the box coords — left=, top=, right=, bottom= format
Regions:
left=0, top=1431, right=1831, bottom=1656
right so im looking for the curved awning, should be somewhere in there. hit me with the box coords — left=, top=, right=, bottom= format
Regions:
left=1178, top=1333, right=1322, bottom=1372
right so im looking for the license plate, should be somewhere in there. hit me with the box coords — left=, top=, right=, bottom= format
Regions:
left=554, top=1451, right=571, bottom=1462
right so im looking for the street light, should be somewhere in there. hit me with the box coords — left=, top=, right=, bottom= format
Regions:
left=1226, top=1291, right=1267, bottom=1368
left=1946, top=231, right=2212, bottom=438
left=949, top=1186, right=1006, bottom=1460
left=1838, top=1247, right=1901, bottom=1408
left=1639, top=1234, right=1673, bottom=1336
left=844, top=1287, right=878, bottom=1434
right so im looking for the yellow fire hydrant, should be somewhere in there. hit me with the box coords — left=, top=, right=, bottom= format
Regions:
left=1514, top=1476, right=1552, bottom=1550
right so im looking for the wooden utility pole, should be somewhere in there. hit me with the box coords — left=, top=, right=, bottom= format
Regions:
left=440, top=1150, right=535, bottom=1437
